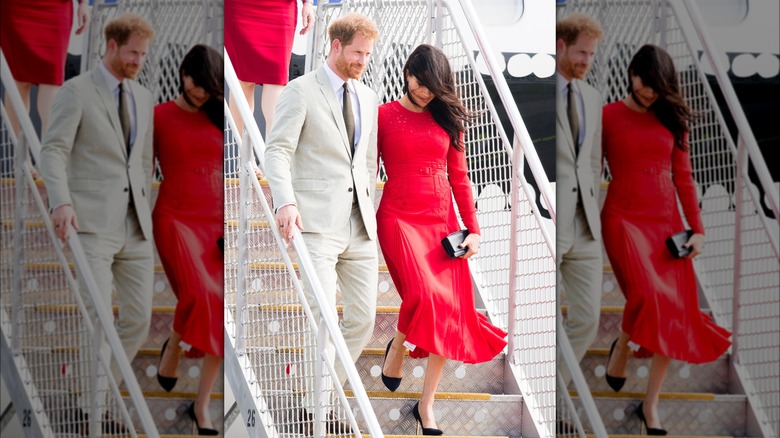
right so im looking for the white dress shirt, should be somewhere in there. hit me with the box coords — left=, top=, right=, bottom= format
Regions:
left=323, top=62, right=362, bottom=148
left=557, top=72, right=586, bottom=148
left=99, top=63, right=138, bottom=147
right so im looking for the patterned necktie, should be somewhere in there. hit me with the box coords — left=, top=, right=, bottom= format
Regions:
left=342, top=82, right=355, bottom=155
left=118, top=82, right=131, bottom=154
left=567, top=82, right=580, bottom=154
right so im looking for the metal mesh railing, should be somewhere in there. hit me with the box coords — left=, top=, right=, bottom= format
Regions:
left=560, top=0, right=779, bottom=436
left=1, top=52, right=158, bottom=436
left=323, top=0, right=559, bottom=434
left=223, top=82, right=379, bottom=435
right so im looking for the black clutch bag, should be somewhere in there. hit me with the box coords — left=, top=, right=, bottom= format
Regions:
left=442, top=229, right=469, bottom=258
left=666, top=229, right=693, bottom=258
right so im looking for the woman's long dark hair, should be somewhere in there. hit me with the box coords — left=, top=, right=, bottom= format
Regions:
left=179, top=44, right=223, bottom=129
left=627, top=44, right=693, bottom=150
left=403, top=44, right=476, bottom=152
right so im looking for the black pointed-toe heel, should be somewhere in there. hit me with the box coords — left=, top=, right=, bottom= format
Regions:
left=381, top=339, right=402, bottom=392
left=156, top=338, right=178, bottom=392
left=412, top=401, right=443, bottom=436
left=187, top=402, right=219, bottom=435
left=636, top=402, right=668, bottom=436
left=605, top=338, right=626, bottom=392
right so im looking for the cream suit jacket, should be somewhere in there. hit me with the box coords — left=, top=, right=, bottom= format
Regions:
left=556, top=78, right=602, bottom=240
left=265, top=67, right=378, bottom=239
left=40, top=67, right=155, bottom=240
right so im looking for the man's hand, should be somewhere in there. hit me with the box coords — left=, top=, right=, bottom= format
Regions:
left=459, top=233, right=480, bottom=259
left=51, top=204, right=80, bottom=242
left=75, top=2, right=90, bottom=35
left=300, top=2, right=315, bottom=35
left=275, top=204, right=303, bottom=243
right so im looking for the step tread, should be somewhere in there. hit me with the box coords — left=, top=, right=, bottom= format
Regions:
left=576, top=391, right=746, bottom=401
left=25, top=261, right=165, bottom=271
left=345, top=390, right=509, bottom=401
left=245, top=261, right=389, bottom=271
left=120, top=390, right=223, bottom=399
left=35, top=304, right=175, bottom=313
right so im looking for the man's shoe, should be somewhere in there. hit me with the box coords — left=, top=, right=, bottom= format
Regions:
left=297, top=408, right=356, bottom=436
left=75, top=408, right=131, bottom=436
left=556, top=419, right=577, bottom=435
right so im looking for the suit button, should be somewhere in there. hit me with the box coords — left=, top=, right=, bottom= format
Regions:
left=572, top=187, right=577, bottom=192
left=123, top=187, right=129, bottom=192
left=352, top=165, right=355, bottom=170
left=348, top=187, right=353, bottom=192
left=366, top=188, right=369, bottom=196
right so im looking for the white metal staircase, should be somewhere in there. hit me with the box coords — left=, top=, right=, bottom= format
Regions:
left=223, top=0, right=559, bottom=437
left=556, top=1, right=779, bottom=437
left=1, top=1, right=225, bottom=436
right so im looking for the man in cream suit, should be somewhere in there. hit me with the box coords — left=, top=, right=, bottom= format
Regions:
left=39, top=13, right=155, bottom=432
left=264, top=12, right=379, bottom=434
left=555, top=13, right=604, bottom=390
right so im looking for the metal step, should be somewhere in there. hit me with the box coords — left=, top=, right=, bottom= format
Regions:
left=123, top=391, right=223, bottom=435
left=228, top=266, right=402, bottom=308
left=573, top=394, right=749, bottom=437
left=577, top=347, right=730, bottom=395
left=349, top=393, right=523, bottom=438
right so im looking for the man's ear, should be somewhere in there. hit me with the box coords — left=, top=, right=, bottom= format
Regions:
left=555, top=38, right=566, bottom=55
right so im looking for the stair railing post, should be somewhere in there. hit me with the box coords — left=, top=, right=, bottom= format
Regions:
left=731, top=136, right=746, bottom=365
left=506, top=138, right=523, bottom=365
left=89, top=321, right=103, bottom=438
left=313, top=319, right=329, bottom=438
left=235, top=139, right=248, bottom=357
left=10, top=115, right=24, bottom=355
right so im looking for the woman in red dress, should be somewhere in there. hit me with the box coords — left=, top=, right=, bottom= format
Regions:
left=1, top=0, right=89, bottom=171
left=377, top=44, right=507, bottom=435
left=152, top=45, right=224, bottom=435
left=602, top=45, right=731, bottom=435
left=225, top=0, right=314, bottom=137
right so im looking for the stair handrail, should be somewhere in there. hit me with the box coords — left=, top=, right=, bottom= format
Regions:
left=449, top=0, right=557, bottom=228
left=668, top=2, right=780, bottom=436
left=1, top=49, right=159, bottom=438
left=444, top=2, right=602, bottom=436
left=224, top=49, right=384, bottom=437
left=677, top=0, right=779, bottom=228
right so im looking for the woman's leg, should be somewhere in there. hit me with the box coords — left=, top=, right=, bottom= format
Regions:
left=260, top=84, right=284, bottom=137
left=4, top=81, right=32, bottom=136
left=228, top=80, right=256, bottom=137
left=36, top=84, right=61, bottom=137
left=158, top=331, right=183, bottom=378
left=607, top=330, right=631, bottom=378
left=643, top=354, right=671, bottom=429
left=382, top=330, right=406, bottom=378
left=192, top=354, right=222, bottom=430
left=419, top=354, right=446, bottom=429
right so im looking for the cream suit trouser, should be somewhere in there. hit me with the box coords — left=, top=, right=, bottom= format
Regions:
left=557, top=206, right=602, bottom=387
left=299, top=203, right=378, bottom=411
left=77, top=206, right=154, bottom=412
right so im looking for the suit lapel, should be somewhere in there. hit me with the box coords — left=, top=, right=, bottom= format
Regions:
left=316, top=68, right=352, bottom=158
left=91, top=68, right=128, bottom=159
left=578, top=85, right=596, bottom=161
left=353, top=83, right=371, bottom=161
left=128, top=81, right=147, bottom=159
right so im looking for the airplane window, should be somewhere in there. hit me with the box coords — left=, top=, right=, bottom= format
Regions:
left=697, top=0, right=748, bottom=26
left=474, top=0, right=524, bottom=26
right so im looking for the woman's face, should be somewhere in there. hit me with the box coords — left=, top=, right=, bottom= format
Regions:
left=182, top=74, right=210, bottom=109
left=630, top=74, right=659, bottom=108
left=407, top=75, right=435, bottom=109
